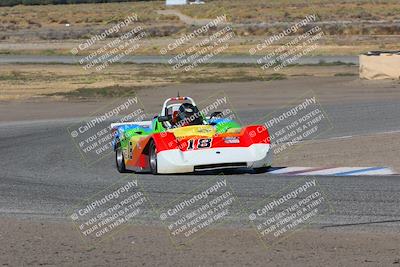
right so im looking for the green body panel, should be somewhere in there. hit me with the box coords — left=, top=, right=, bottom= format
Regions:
left=214, top=120, right=241, bottom=133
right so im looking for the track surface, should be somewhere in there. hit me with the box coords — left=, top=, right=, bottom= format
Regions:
left=1, top=99, right=400, bottom=231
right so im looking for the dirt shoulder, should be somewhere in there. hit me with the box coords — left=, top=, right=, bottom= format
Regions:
left=0, top=64, right=359, bottom=101
left=0, top=217, right=399, bottom=266
left=0, top=75, right=398, bottom=120
left=0, top=74, right=400, bottom=107
left=275, top=132, right=400, bottom=172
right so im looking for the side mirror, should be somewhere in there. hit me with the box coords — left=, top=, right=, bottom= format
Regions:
left=158, top=115, right=170, bottom=122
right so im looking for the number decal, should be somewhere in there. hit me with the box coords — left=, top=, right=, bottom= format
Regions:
left=197, top=138, right=212, bottom=149
left=187, top=139, right=195, bottom=150
left=187, top=138, right=212, bottom=150
left=129, top=142, right=133, bottom=159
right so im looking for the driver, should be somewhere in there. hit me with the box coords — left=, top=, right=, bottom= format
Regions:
left=175, top=103, right=203, bottom=127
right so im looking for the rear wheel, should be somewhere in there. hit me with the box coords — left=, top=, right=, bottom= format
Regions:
left=148, top=140, right=158, bottom=175
left=116, top=145, right=127, bottom=173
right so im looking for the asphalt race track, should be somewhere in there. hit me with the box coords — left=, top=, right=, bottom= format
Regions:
left=1, top=99, right=400, bottom=231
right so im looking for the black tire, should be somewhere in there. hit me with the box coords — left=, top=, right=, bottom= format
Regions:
left=116, top=145, right=127, bottom=173
left=148, top=140, right=158, bottom=175
left=253, top=166, right=271, bottom=174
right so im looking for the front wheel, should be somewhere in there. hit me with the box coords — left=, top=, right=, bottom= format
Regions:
left=116, top=146, right=127, bottom=173
left=148, top=140, right=158, bottom=175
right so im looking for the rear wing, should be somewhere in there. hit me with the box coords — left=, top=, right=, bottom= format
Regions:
left=161, top=97, right=196, bottom=116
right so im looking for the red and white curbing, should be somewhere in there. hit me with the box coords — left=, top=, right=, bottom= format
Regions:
left=267, top=166, right=397, bottom=176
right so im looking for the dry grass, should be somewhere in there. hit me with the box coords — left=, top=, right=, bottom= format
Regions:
left=179, top=0, right=400, bottom=23
left=0, top=1, right=399, bottom=56
left=0, top=1, right=399, bottom=34
left=0, top=2, right=164, bottom=27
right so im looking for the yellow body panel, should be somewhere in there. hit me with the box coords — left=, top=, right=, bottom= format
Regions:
left=168, top=125, right=216, bottom=138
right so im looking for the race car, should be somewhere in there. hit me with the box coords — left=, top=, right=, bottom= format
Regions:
left=111, top=96, right=272, bottom=174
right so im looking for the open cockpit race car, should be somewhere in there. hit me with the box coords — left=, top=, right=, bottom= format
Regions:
left=111, top=97, right=272, bottom=174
